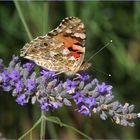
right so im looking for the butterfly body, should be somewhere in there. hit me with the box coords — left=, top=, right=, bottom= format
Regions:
left=20, top=17, right=91, bottom=74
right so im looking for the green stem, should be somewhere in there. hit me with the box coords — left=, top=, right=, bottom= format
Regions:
left=65, top=1, right=75, bottom=16
left=46, top=119, right=58, bottom=138
left=18, top=118, right=41, bottom=140
left=30, top=131, right=32, bottom=140
left=40, top=111, right=46, bottom=140
left=61, top=123, right=92, bottom=140
left=14, top=1, right=33, bottom=41
left=42, top=2, right=49, bottom=34
left=44, top=116, right=92, bottom=140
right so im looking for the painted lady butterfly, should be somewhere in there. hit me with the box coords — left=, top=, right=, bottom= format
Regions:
left=20, top=17, right=91, bottom=75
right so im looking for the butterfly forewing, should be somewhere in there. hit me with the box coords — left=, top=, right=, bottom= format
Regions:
left=20, top=17, right=86, bottom=73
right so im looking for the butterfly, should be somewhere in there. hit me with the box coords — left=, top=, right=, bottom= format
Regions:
left=20, top=17, right=91, bottom=76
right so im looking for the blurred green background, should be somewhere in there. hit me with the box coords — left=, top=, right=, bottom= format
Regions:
left=0, top=1, right=140, bottom=139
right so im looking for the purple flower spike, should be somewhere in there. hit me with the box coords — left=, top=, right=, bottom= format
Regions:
left=97, top=83, right=112, bottom=95
left=78, top=105, right=91, bottom=116
left=40, top=99, right=50, bottom=111
left=12, top=55, right=19, bottom=62
left=50, top=101, right=62, bottom=109
left=66, top=79, right=76, bottom=91
left=91, top=78, right=98, bottom=85
left=2, top=82, right=12, bottom=92
left=73, top=91, right=85, bottom=104
left=79, top=71, right=90, bottom=81
left=26, top=79, right=36, bottom=91
left=23, top=62, right=35, bottom=71
left=15, top=80, right=24, bottom=92
left=0, top=55, right=139, bottom=127
left=0, top=70, right=9, bottom=83
left=9, top=69, right=20, bottom=81
left=16, top=94, right=28, bottom=106
left=40, top=70, right=55, bottom=79
left=85, top=96, right=96, bottom=108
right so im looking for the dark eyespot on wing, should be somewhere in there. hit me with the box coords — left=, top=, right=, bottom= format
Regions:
left=44, top=43, right=48, bottom=46
left=31, top=49, right=37, bottom=53
left=64, top=33, right=72, bottom=37
left=74, top=42, right=83, bottom=47
left=47, top=32, right=57, bottom=37
left=68, top=47, right=77, bottom=52
left=68, top=47, right=83, bottom=55
left=77, top=51, right=83, bottom=54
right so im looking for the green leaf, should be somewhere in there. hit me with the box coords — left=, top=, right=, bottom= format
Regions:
left=46, top=116, right=63, bottom=126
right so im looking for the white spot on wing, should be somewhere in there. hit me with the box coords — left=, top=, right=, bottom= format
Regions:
left=50, top=51, right=57, bottom=57
left=65, top=29, right=72, bottom=33
left=74, top=33, right=86, bottom=39
left=79, top=24, right=84, bottom=29
left=68, top=56, right=75, bottom=60
left=62, top=48, right=70, bottom=55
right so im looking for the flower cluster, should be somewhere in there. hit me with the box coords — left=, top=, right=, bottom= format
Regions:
left=0, top=55, right=139, bottom=127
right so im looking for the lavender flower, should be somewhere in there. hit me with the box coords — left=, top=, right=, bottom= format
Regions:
left=16, top=94, right=28, bottom=106
left=66, top=79, right=77, bottom=92
left=26, top=79, right=36, bottom=91
left=97, top=83, right=112, bottom=95
left=85, top=96, right=96, bottom=108
left=9, top=69, right=20, bottom=81
left=15, top=80, right=24, bottom=93
left=78, top=105, right=91, bottom=116
left=23, top=62, right=35, bottom=71
left=40, top=99, right=50, bottom=111
left=73, top=91, right=85, bottom=104
left=0, top=70, right=9, bottom=83
left=0, top=55, right=139, bottom=127
left=79, top=71, right=90, bottom=81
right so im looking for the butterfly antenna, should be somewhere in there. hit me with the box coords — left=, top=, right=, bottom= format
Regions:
left=86, top=40, right=113, bottom=62
left=91, top=66, right=111, bottom=77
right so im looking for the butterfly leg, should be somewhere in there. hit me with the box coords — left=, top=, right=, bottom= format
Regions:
left=73, top=73, right=81, bottom=80
left=53, top=71, right=65, bottom=76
